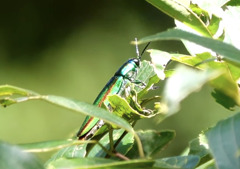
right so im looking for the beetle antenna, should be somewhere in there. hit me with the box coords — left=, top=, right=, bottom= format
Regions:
left=135, top=38, right=151, bottom=60
left=135, top=38, right=140, bottom=58
left=140, top=42, right=150, bottom=57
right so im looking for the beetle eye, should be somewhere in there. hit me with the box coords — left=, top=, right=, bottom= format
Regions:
left=133, top=58, right=140, bottom=67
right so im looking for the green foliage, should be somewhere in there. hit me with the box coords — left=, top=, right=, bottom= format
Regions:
left=206, top=112, right=240, bottom=169
left=0, top=142, right=44, bottom=169
left=1, top=0, right=240, bottom=168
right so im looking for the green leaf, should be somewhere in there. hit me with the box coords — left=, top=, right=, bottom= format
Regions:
left=87, top=129, right=134, bottom=158
left=154, top=155, right=200, bottom=169
left=196, top=159, right=216, bottom=169
left=46, top=144, right=87, bottom=164
left=46, top=158, right=154, bottom=169
left=43, top=95, right=145, bottom=157
left=43, top=95, right=135, bottom=136
left=135, top=60, right=158, bottom=93
left=206, top=112, right=240, bottom=169
left=162, top=65, right=220, bottom=115
left=138, top=29, right=240, bottom=64
left=210, top=70, right=240, bottom=110
left=221, top=6, right=240, bottom=50
left=171, top=52, right=213, bottom=69
left=0, top=97, right=17, bottom=107
left=0, top=85, right=38, bottom=96
left=188, top=138, right=209, bottom=159
left=226, top=0, right=240, bottom=6
left=108, top=94, right=156, bottom=121
left=0, top=142, right=44, bottom=169
left=126, top=130, right=175, bottom=158
left=211, top=89, right=238, bottom=111
left=115, top=132, right=134, bottom=157
left=193, top=0, right=230, bottom=11
left=137, top=74, right=160, bottom=99
left=19, top=139, right=86, bottom=153
left=0, top=87, right=144, bottom=157
left=45, top=95, right=146, bottom=157
left=146, top=0, right=212, bottom=37
left=172, top=52, right=240, bottom=82
left=148, top=49, right=172, bottom=80
left=207, top=14, right=222, bottom=36
left=0, top=85, right=39, bottom=107
left=190, top=3, right=210, bottom=25
left=188, top=134, right=211, bottom=166
left=164, top=69, right=175, bottom=78
left=48, top=129, right=134, bottom=162
left=0, top=86, right=134, bottom=139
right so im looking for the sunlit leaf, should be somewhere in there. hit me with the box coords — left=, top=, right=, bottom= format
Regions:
left=221, top=6, right=240, bottom=49
left=207, top=14, right=222, bottom=36
left=108, top=95, right=156, bottom=121
left=0, top=97, right=17, bottom=107
left=135, top=60, right=158, bottom=93
left=171, top=52, right=212, bottom=69
left=226, top=0, right=240, bottom=6
left=210, top=70, right=240, bottom=110
left=206, top=112, right=240, bottom=169
left=192, top=0, right=230, bottom=12
left=172, top=52, right=240, bottom=82
left=162, top=65, right=220, bottom=115
left=0, top=85, right=39, bottom=107
left=137, top=75, right=160, bottom=99
left=138, top=29, right=240, bottom=64
left=164, top=69, right=175, bottom=78
left=146, top=0, right=212, bottom=37
left=148, top=49, right=172, bottom=80
left=0, top=85, right=38, bottom=96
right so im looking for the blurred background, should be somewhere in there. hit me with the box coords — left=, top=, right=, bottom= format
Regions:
left=0, top=0, right=232, bottom=161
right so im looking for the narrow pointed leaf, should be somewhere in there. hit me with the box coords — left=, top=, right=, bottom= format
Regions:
left=19, top=140, right=85, bottom=153
left=138, top=29, right=240, bottom=64
left=43, top=95, right=134, bottom=135
left=0, top=85, right=38, bottom=96
left=146, top=0, right=212, bottom=37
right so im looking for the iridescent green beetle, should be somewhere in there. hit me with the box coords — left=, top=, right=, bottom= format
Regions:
left=77, top=39, right=149, bottom=140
